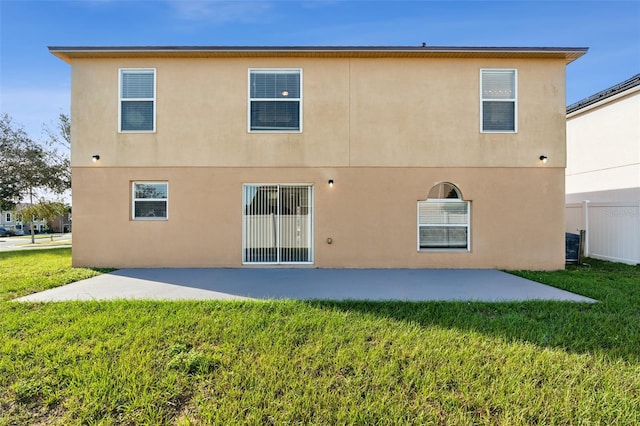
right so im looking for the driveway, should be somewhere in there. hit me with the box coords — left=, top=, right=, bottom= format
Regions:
left=15, top=268, right=596, bottom=303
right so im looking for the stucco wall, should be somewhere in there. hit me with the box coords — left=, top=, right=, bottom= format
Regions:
left=72, top=166, right=564, bottom=270
left=566, top=87, right=640, bottom=202
left=68, top=54, right=569, bottom=270
left=71, top=57, right=567, bottom=169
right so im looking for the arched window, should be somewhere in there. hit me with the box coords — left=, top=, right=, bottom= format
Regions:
left=428, top=182, right=462, bottom=200
left=418, top=182, right=470, bottom=250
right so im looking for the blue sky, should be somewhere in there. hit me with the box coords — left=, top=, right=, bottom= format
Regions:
left=1, top=0, right=639, bottom=138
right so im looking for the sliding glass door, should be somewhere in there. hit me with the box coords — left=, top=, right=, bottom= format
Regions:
left=242, top=184, right=313, bottom=264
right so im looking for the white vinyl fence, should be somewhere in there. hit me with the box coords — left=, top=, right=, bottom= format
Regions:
left=566, top=201, right=640, bottom=265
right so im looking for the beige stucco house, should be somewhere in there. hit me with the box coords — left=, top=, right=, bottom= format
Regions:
left=50, top=45, right=586, bottom=269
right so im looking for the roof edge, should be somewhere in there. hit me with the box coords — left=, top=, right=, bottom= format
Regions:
left=567, top=73, right=640, bottom=114
left=49, top=45, right=588, bottom=64
left=48, top=45, right=589, bottom=51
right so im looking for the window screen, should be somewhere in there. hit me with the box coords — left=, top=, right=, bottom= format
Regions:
left=481, top=69, right=516, bottom=132
left=418, top=183, right=470, bottom=250
left=120, top=69, right=155, bottom=132
left=132, top=182, right=167, bottom=219
left=249, top=69, right=301, bottom=132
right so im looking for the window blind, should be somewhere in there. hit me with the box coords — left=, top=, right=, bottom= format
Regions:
left=481, top=69, right=516, bottom=132
left=482, top=70, right=515, bottom=99
left=122, top=71, right=154, bottom=99
left=249, top=69, right=301, bottom=132
left=120, top=69, right=155, bottom=132
left=418, top=202, right=468, bottom=225
left=250, top=71, right=300, bottom=99
left=418, top=198, right=470, bottom=250
left=420, top=227, right=468, bottom=248
left=243, top=184, right=312, bottom=263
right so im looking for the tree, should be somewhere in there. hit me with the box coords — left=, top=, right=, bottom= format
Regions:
left=0, top=114, right=71, bottom=243
left=0, top=114, right=32, bottom=210
left=45, top=113, right=70, bottom=149
left=16, top=202, right=67, bottom=241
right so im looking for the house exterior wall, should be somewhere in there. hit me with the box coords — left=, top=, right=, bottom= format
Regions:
left=71, top=57, right=567, bottom=169
left=1, top=211, right=16, bottom=229
left=49, top=213, right=72, bottom=233
left=64, top=50, right=573, bottom=270
left=72, top=167, right=565, bottom=269
left=566, top=85, right=640, bottom=203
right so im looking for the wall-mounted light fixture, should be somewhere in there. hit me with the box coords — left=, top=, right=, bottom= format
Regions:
left=92, top=155, right=100, bottom=162
left=539, top=155, right=548, bottom=163
left=328, top=179, right=334, bottom=188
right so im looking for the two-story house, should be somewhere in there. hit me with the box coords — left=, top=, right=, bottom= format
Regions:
left=1, top=205, right=47, bottom=234
left=50, top=46, right=586, bottom=269
left=564, top=74, right=639, bottom=265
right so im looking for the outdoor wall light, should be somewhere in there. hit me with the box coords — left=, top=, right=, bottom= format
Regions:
left=328, top=179, right=334, bottom=188
left=91, top=155, right=100, bottom=162
left=539, top=155, right=548, bottom=163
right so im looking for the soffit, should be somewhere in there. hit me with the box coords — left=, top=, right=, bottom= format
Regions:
left=49, top=46, right=588, bottom=65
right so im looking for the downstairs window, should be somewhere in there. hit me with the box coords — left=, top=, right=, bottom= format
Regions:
left=418, top=182, right=470, bottom=250
left=132, top=181, right=168, bottom=220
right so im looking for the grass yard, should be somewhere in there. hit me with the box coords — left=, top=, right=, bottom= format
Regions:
left=0, top=248, right=107, bottom=302
left=1, top=249, right=639, bottom=424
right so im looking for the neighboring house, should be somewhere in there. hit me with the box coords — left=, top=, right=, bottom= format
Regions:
left=49, top=211, right=72, bottom=233
left=0, top=205, right=47, bottom=233
left=566, top=74, right=640, bottom=203
left=50, top=45, right=587, bottom=270
left=565, top=74, right=640, bottom=265
left=0, top=211, right=20, bottom=232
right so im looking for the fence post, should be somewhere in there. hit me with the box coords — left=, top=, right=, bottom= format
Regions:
left=582, top=200, right=590, bottom=257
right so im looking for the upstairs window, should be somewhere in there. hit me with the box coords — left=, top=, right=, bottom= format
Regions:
left=418, top=182, right=470, bottom=251
left=249, top=69, right=301, bottom=132
left=132, top=182, right=168, bottom=220
left=120, top=69, right=155, bottom=132
left=481, top=69, right=516, bottom=133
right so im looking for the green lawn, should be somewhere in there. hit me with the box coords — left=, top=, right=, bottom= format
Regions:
left=0, top=248, right=106, bottom=302
left=1, top=249, right=639, bottom=425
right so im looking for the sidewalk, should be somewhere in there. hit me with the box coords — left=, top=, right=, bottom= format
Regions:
left=0, top=234, right=72, bottom=251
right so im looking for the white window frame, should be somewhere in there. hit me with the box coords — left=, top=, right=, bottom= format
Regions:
left=242, top=183, right=314, bottom=264
left=119, top=68, right=156, bottom=133
left=417, top=184, right=470, bottom=252
left=5, top=213, right=10, bottom=223
left=132, top=181, right=168, bottom=221
left=248, top=68, right=303, bottom=133
left=480, top=68, right=517, bottom=133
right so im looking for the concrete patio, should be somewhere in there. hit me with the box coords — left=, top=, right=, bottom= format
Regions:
left=15, top=268, right=596, bottom=303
